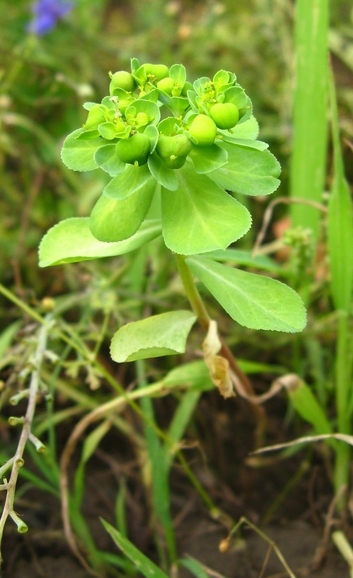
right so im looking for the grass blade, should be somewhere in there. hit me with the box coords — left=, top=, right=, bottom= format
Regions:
left=290, top=0, right=329, bottom=239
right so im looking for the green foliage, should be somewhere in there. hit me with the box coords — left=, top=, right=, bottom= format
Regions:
left=186, top=256, right=306, bottom=332
left=102, top=520, right=170, bottom=578
left=39, top=218, right=161, bottom=266
left=290, top=0, right=329, bottom=239
left=110, top=311, right=197, bottom=362
left=3, top=2, right=353, bottom=576
left=40, top=59, right=302, bottom=353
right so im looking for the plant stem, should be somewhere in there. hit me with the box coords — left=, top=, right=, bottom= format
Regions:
left=175, top=254, right=266, bottom=440
left=334, top=312, right=352, bottom=499
left=0, top=316, right=51, bottom=565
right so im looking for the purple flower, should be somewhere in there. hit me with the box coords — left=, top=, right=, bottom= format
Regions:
left=27, top=0, right=74, bottom=35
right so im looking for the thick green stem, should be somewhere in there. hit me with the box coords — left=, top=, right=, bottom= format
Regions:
left=175, top=254, right=266, bottom=440
left=175, top=254, right=210, bottom=330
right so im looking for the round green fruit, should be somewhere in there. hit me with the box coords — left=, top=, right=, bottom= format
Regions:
left=156, top=134, right=192, bottom=169
left=189, top=114, right=217, bottom=146
left=116, top=133, right=151, bottom=165
left=110, top=71, right=135, bottom=92
left=209, top=102, right=239, bottom=129
left=157, top=77, right=175, bottom=94
left=144, top=64, right=169, bottom=81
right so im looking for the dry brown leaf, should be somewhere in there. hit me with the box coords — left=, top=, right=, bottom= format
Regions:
left=202, top=320, right=235, bottom=399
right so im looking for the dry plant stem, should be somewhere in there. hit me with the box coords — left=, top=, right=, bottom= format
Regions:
left=252, top=196, right=327, bottom=257
left=0, top=317, right=50, bottom=566
left=175, top=254, right=266, bottom=437
left=224, top=517, right=297, bottom=578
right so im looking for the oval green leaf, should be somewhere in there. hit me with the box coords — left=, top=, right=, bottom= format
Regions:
left=94, top=144, right=125, bottom=176
left=39, top=218, right=161, bottom=266
left=161, top=165, right=251, bottom=255
left=110, top=311, right=197, bottom=362
left=103, top=164, right=156, bottom=200
left=186, top=256, right=306, bottom=332
left=148, top=151, right=179, bottom=191
left=209, top=142, right=281, bottom=196
left=188, top=143, right=228, bottom=174
left=90, top=184, right=154, bottom=242
left=61, top=128, right=103, bottom=171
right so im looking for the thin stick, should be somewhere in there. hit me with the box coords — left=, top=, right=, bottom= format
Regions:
left=0, top=317, right=51, bottom=566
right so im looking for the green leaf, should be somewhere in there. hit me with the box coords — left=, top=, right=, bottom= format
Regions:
left=290, top=0, right=329, bottom=239
left=94, top=144, right=125, bottom=176
left=148, top=152, right=179, bottom=191
left=328, top=173, right=353, bottom=312
left=188, top=143, right=228, bottom=173
left=205, top=248, right=283, bottom=274
left=90, top=184, right=155, bottom=242
left=169, top=63, right=186, bottom=86
left=110, top=311, right=197, bottom=362
left=102, top=520, right=169, bottom=578
left=179, top=558, right=219, bottom=578
left=224, top=84, right=251, bottom=115
left=179, top=559, right=209, bottom=578
left=209, top=142, right=281, bottom=196
left=162, top=360, right=213, bottom=391
left=161, top=164, right=251, bottom=255
left=228, top=115, right=259, bottom=139
left=186, top=256, right=306, bottom=332
left=0, top=321, right=22, bottom=359
left=219, top=136, right=268, bottom=151
left=61, top=128, right=103, bottom=171
left=103, top=164, right=156, bottom=200
left=327, top=67, right=353, bottom=312
left=38, top=218, right=161, bottom=266
left=98, top=122, right=119, bottom=140
left=287, top=379, right=333, bottom=437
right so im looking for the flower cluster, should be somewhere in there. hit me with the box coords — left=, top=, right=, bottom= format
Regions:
left=27, top=0, right=74, bottom=35
left=60, top=59, right=280, bottom=255
left=79, top=60, right=251, bottom=174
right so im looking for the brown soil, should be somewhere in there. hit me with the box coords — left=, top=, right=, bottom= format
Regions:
left=0, top=389, right=350, bottom=578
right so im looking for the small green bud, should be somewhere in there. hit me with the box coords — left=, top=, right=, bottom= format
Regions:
left=116, top=133, right=151, bottom=165
left=118, top=99, right=132, bottom=113
left=135, top=112, right=150, bottom=127
left=156, top=134, right=192, bottom=169
left=110, top=71, right=136, bottom=92
left=189, top=114, right=217, bottom=146
left=209, top=102, right=239, bottom=129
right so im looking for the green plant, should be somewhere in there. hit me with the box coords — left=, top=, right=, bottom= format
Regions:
left=36, top=58, right=306, bottom=573
left=286, top=0, right=353, bottom=506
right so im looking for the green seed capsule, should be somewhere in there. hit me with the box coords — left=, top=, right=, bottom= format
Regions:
left=116, top=133, right=151, bottom=165
left=189, top=114, right=217, bottom=146
left=156, top=134, right=192, bottom=169
left=157, top=77, right=175, bottom=94
left=144, top=64, right=169, bottom=81
left=110, top=71, right=136, bottom=92
left=135, top=112, right=150, bottom=127
left=209, top=102, right=239, bottom=129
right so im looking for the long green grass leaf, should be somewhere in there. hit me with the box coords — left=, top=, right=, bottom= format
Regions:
left=327, top=66, right=353, bottom=312
left=290, top=0, right=329, bottom=238
left=102, top=520, right=169, bottom=578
